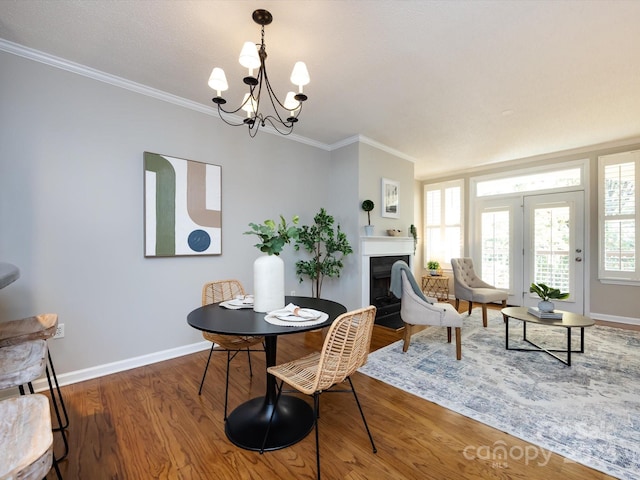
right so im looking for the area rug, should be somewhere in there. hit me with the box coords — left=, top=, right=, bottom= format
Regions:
left=359, top=309, right=640, bottom=479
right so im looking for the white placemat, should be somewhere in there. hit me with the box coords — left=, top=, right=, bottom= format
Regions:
left=264, top=310, right=329, bottom=327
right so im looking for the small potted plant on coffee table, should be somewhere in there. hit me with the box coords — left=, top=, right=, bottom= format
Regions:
left=529, top=282, right=569, bottom=312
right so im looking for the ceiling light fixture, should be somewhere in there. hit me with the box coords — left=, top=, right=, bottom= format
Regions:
left=208, top=9, right=310, bottom=137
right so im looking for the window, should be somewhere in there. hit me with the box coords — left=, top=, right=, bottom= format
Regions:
left=476, top=168, right=581, bottom=197
left=599, top=150, right=639, bottom=283
left=480, top=209, right=510, bottom=290
left=424, top=180, right=463, bottom=268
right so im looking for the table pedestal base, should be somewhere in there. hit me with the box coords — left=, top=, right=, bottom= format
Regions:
left=225, top=395, right=314, bottom=451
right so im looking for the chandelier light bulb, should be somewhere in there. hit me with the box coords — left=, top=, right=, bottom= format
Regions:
left=208, top=67, right=229, bottom=96
left=241, top=93, right=257, bottom=115
left=239, top=41, right=260, bottom=71
left=290, top=61, right=310, bottom=90
left=284, top=91, right=300, bottom=113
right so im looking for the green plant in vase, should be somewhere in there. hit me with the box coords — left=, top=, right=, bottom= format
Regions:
left=244, top=215, right=300, bottom=255
left=529, top=282, right=569, bottom=312
left=410, top=224, right=418, bottom=254
left=427, top=260, right=440, bottom=276
left=361, top=199, right=375, bottom=236
left=244, top=215, right=300, bottom=312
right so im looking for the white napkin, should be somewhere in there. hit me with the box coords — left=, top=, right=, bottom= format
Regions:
left=268, top=303, right=321, bottom=320
left=220, top=295, right=254, bottom=309
left=231, top=295, right=254, bottom=305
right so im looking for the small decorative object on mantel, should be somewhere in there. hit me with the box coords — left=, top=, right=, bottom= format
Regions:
left=245, top=215, right=299, bottom=313
left=361, top=199, right=375, bottom=236
left=529, top=282, right=569, bottom=313
left=409, top=224, right=418, bottom=254
left=427, top=260, right=440, bottom=276
left=386, top=229, right=402, bottom=237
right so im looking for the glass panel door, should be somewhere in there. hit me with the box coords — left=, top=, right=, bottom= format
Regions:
left=523, top=192, right=584, bottom=313
left=474, top=197, right=522, bottom=306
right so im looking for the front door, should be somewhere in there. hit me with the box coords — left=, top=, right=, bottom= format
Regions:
left=522, top=191, right=584, bottom=314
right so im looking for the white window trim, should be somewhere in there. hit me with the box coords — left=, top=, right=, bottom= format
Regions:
left=598, top=150, right=640, bottom=285
left=423, top=179, right=464, bottom=270
left=470, top=159, right=587, bottom=200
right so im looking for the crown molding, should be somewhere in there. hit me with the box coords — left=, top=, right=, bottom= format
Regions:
left=1, top=39, right=415, bottom=158
left=329, top=135, right=416, bottom=163
left=0, top=38, right=331, bottom=151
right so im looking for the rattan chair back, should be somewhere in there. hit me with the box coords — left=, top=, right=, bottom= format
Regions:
left=201, top=280, right=261, bottom=349
left=197, top=279, right=264, bottom=406
left=315, top=305, right=376, bottom=392
left=202, top=279, right=245, bottom=305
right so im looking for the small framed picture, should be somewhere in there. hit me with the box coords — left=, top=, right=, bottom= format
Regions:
left=381, top=178, right=399, bottom=218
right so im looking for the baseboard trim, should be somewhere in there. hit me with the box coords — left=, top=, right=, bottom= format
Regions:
left=590, top=312, right=640, bottom=326
left=25, top=341, right=211, bottom=394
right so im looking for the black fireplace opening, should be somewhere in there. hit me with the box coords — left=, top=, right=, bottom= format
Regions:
left=370, top=255, right=409, bottom=329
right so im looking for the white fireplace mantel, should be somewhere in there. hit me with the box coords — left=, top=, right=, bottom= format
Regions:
left=361, top=236, right=414, bottom=307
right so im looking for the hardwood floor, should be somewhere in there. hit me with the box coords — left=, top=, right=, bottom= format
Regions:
left=49, top=302, right=620, bottom=479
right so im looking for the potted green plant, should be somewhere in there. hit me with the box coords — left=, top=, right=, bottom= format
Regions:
left=427, top=260, right=440, bottom=276
left=529, top=282, right=569, bottom=312
left=244, top=215, right=299, bottom=312
left=244, top=215, right=300, bottom=255
left=295, top=208, right=353, bottom=298
left=361, top=199, right=375, bottom=236
left=410, top=224, right=418, bottom=254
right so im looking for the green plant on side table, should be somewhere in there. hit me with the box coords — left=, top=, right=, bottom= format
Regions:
left=529, top=282, right=569, bottom=312
left=427, top=260, right=440, bottom=276
left=295, top=208, right=353, bottom=298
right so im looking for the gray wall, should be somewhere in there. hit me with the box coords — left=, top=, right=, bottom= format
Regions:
left=358, top=143, right=415, bottom=236
left=0, top=51, right=342, bottom=375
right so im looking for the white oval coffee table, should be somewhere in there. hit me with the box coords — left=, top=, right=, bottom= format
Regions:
left=501, top=306, right=594, bottom=366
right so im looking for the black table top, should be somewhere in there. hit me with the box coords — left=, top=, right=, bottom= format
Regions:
left=187, top=296, right=347, bottom=337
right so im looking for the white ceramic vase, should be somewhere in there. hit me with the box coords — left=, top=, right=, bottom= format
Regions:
left=538, top=300, right=555, bottom=313
left=253, top=254, right=285, bottom=313
left=364, top=225, right=374, bottom=236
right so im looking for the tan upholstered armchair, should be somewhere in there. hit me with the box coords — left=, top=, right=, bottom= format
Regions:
left=391, top=262, right=463, bottom=359
left=450, top=258, right=508, bottom=327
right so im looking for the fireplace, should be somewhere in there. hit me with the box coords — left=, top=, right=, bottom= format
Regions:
left=370, top=255, right=409, bottom=328
left=360, top=236, right=414, bottom=329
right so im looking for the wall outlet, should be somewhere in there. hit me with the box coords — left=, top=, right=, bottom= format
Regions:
left=53, top=323, right=65, bottom=339
left=290, top=290, right=296, bottom=296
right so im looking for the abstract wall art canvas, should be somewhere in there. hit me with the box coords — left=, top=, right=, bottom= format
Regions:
left=144, top=152, right=222, bottom=257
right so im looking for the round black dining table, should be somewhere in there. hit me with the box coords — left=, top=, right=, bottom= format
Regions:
left=187, top=295, right=347, bottom=451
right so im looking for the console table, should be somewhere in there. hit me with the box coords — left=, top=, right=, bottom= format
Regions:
left=421, top=275, right=449, bottom=301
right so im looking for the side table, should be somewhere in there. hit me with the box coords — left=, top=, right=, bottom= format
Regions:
left=421, top=275, right=449, bottom=302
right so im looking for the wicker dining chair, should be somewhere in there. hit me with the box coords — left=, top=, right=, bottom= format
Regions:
left=198, top=280, right=265, bottom=420
left=260, top=305, right=378, bottom=480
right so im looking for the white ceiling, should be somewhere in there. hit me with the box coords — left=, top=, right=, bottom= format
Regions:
left=2, top=0, right=640, bottom=179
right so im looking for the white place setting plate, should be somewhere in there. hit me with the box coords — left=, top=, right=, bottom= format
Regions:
left=220, top=295, right=254, bottom=309
left=264, top=304, right=329, bottom=326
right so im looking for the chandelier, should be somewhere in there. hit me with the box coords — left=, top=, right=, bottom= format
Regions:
left=208, top=9, right=310, bottom=137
